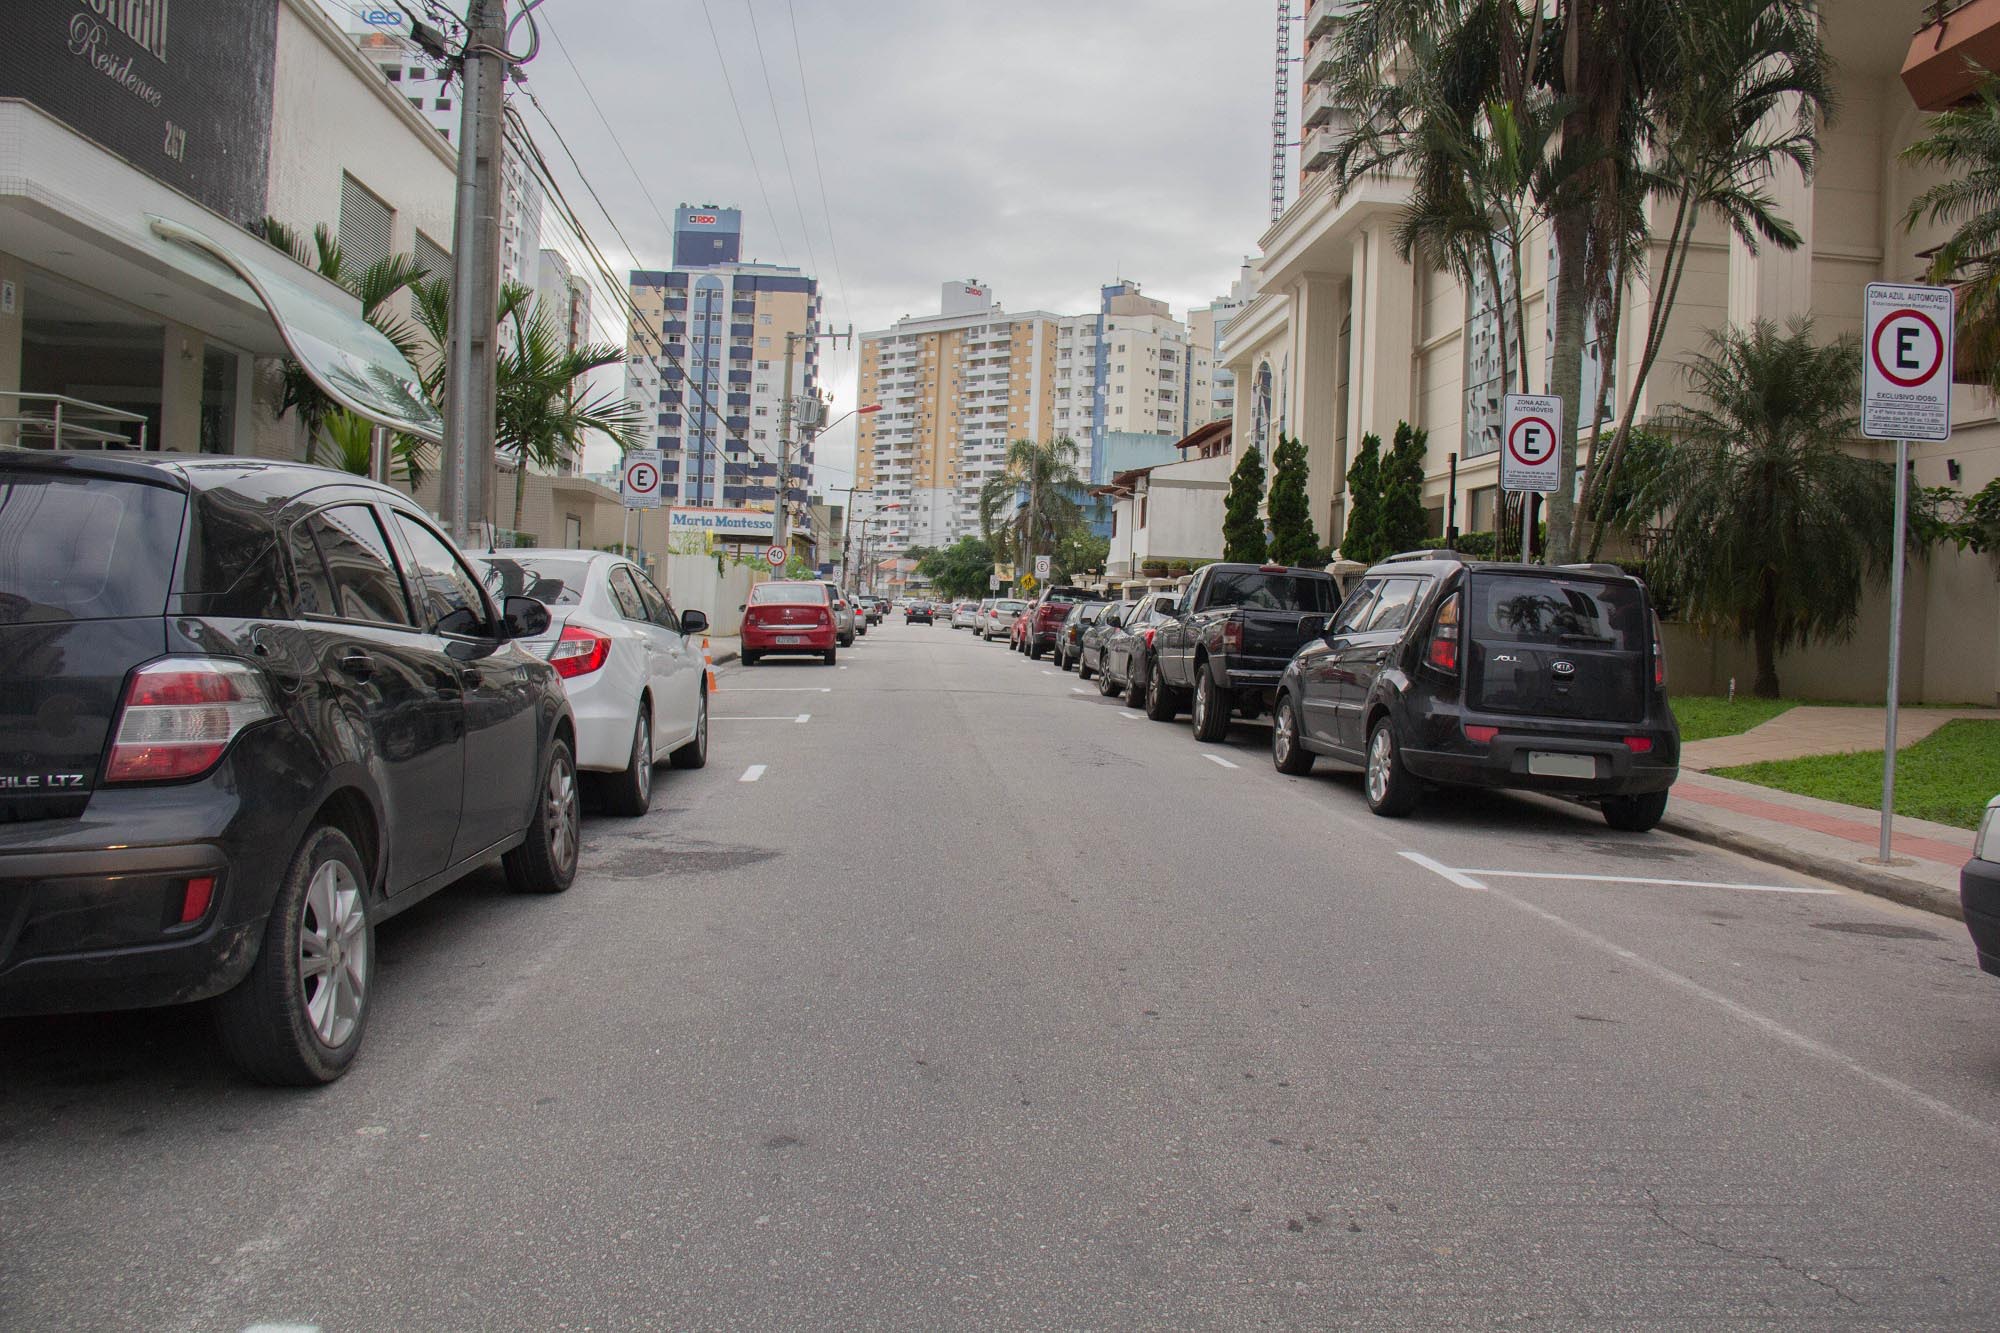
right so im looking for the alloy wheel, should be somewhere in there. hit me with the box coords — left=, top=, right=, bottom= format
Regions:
left=636, top=716, right=652, bottom=799
left=545, top=750, right=579, bottom=875
left=1276, top=705, right=1295, bottom=764
left=298, top=858, right=368, bottom=1048
left=1366, top=728, right=1392, bottom=805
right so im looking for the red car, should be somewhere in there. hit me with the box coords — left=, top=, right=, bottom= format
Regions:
left=741, top=580, right=839, bottom=665
left=1024, top=588, right=1086, bottom=659
left=1009, top=607, right=1032, bottom=651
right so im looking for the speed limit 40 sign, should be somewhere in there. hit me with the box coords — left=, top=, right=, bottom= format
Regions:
left=1499, top=394, right=1562, bottom=494
left=1862, top=283, right=1954, bottom=442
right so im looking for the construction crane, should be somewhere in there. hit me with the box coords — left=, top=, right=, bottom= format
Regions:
left=1271, top=1, right=1292, bottom=222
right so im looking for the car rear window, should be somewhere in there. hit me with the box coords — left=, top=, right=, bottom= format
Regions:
left=0, top=473, right=185, bottom=623
left=751, top=581, right=828, bottom=604
left=995, top=600, right=1026, bottom=612
left=478, top=555, right=593, bottom=606
left=1203, top=570, right=1337, bottom=612
left=1470, top=574, right=1646, bottom=650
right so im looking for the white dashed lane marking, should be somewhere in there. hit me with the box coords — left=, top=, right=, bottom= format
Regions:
left=713, top=715, right=812, bottom=723
left=1203, top=753, right=1240, bottom=769
left=1119, top=712, right=1142, bottom=720
left=739, top=765, right=767, bottom=783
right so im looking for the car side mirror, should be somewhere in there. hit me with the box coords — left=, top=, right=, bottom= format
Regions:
left=680, top=608, right=709, bottom=635
left=501, top=595, right=549, bottom=639
left=1298, top=614, right=1327, bottom=638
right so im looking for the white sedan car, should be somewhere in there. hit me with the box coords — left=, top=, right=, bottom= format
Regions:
left=475, top=550, right=709, bottom=816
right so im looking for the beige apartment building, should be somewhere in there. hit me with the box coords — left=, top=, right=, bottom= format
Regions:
left=1223, top=0, right=2000, bottom=704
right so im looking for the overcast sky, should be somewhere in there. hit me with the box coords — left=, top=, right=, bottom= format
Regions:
left=519, top=0, right=1282, bottom=486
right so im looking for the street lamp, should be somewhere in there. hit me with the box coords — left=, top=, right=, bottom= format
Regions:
left=785, top=402, right=880, bottom=558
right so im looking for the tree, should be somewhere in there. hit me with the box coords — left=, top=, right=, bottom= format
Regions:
left=1266, top=433, right=1320, bottom=566
left=1903, top=74, right=2000, bottom=398
left=1221, top=442, right=1268, bottom=562
left=1633, top=320, right=1893, bottom=698
left=1054, top=526, right=1109, bottom=583
left=1379, top=422, right=1430, bottom=555
left=914, top=536, right=996, bottom=599
left=407, top=277, right=645, bottom=533
left=1341, top=432, right=1385, bottom=565
left=977, top=437, right=1087, bottom=567
left=1323, top=0, right=1831, bottom=563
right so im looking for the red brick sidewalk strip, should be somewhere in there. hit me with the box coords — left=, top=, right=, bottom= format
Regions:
left=1672, top=780, right=1971, bottom=867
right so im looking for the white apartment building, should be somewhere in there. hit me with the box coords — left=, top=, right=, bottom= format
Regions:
left=1185, top=260, right=1259, bottom=432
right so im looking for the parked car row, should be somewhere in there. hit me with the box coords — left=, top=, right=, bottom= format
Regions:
left=988, top=555, right=1682, bottom=833
left=0, top=452, right=719, bottom=1086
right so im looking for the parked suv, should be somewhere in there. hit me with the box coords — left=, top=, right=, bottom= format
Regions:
left=1271, top=553, right=1679, bottom=830
left=0, top=452, right=580, bottom=1084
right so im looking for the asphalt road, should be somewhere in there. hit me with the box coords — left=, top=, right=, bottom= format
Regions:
left=5, top=619, right=2000, bottom=1330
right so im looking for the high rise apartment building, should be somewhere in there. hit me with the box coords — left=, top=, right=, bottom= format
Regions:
left=860, top=279, right=1238, bottom=542
left=328, top=3, right=543, bottom=292
left=627, top=207, right=821, bottom=512
left=1184, top=261, right=1260, bottom=433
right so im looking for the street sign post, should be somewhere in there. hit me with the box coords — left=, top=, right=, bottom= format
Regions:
left=1499, top=395, right=1561, bottom=493
left=1861, top=282, right=1954, bottom=865
left=620, top=450, right=665, bottom=510
left=988, top=574, right=1001, bottom=591
left=1019, top=573, right=1038, bottom=594
left=1034, top=554, right=1052, bottom=581
left=764, top=545, right=786, bottom=569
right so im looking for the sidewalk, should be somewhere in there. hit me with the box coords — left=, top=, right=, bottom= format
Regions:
left=704, top=634, right=741, bottom=667
left=1662, top=702, right=1995, bottom=917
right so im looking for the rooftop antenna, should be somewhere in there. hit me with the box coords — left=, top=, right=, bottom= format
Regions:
left=1271, top=0, right=1292, bottom=222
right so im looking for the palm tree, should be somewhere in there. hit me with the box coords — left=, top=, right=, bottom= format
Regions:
left=1903, top=73, right=2000, bottom=396
left=1634, top=320, right=1892, bottom=698
left=977, top=437, right=1087, bottom=569
left=495, top=300, right=646, bottom=532
left=255, top=218, right=428, bottom=474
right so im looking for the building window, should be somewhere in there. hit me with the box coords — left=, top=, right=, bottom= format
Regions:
left=1253, top=361, right=1273, bottom=457
left=758, top=336, right=771, bottom=348
left=756, top=359, right=770, bottom=370
left=382, top=66, right=402, bottom=82
left=759, top=314, right=772, bottom=325
left=338, top=172, right=395, bottom=274
left=434, top=98, right=452, bottom=111
left=414, top=230, right=451, bottom=297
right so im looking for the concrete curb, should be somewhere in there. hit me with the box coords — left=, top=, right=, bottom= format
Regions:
left=1659, top=811, right=1963, bottom=921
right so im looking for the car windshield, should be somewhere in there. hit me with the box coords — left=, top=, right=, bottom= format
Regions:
left=0, top=472, right=185, bottom=623
left=1203, top=570, right=1336, bottom=613
left=1471, top=574, right=1646, bottom=649
left=751, top=581, right=828, bottom=605
left=476, top=555, right=592, bottom=606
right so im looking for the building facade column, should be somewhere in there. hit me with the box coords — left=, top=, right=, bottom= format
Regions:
left=159, top=320, right=205, bottom=453
left=1728, top=98, right=1815, bottom=327
left=1289, top=273, right=1346, bottom=543
left=1342, top=223, right=1416, bottom=544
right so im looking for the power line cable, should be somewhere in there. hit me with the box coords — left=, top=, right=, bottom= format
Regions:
left=697, top=0, right=790, bottom=261
left=533, top=7, right=678, bottom=242
left=742, top=0, right=818, bottom=282
left=783, top=0, right=850, bottom=333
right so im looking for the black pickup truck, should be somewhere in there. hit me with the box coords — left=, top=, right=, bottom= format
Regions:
left=1146, top=562, right=1345, bottom=739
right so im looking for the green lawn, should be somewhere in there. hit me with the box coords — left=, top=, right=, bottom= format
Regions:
left=1715, top=720, right=2000, bottom=830
left=1669, top=694, right=1799, bottom=742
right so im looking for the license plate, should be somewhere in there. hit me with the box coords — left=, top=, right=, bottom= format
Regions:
left=1527, top=751, right=1597, bottom=779
left=776, top=635, right=804, bottom=645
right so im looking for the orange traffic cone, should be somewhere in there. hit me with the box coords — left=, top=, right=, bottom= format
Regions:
left=702, top=635, right=718, bottom=692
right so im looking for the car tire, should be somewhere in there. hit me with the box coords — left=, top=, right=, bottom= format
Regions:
left=1143, top=663, right=1181, bottom=722
left=504, top=737, right=581, bottom=893
left=1273, top=693, right=1314, bottom=775
left=741, top=650, right=760, bottom=667
left=1028, top=640, right=1044, bottom=660
left=1602, top=790, right=1669, bottom=832
left=1191, top=670, right=1230, bottom=742
left=1363, top=718, right=1420, bottom=817
left=1098, top=664, right=1120, bottom=696
left=1078, top=653, right=1094, bottom=681
left=214, top=824, right=374, bottom=1086
left=839, top=633, right=854, bottom=648
left=1126, top=659, right=1147, bottom=709
left=602, top=708, right=653, bottom=817
left=824, top=647, right=838, bottom=665
left=669, top=687, right=708, bottom=769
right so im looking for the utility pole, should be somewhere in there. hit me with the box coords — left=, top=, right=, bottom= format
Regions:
left=441, top=0, right=507, bottom=545
left=774, top=324, right=853, bottom=554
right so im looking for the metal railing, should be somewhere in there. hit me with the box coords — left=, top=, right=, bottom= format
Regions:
left=0, top=392, right=150, bottom=451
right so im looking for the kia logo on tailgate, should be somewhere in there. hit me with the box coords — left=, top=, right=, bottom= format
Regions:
left=1551, top=660, right=1577, bottom=676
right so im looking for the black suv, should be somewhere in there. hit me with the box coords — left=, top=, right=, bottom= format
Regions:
left=1271, top=553, right=1679, bottom=830
left=0, top=452, right=580, bottom=1084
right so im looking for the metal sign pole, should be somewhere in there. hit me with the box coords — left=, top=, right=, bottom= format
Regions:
left=1879, top=438, right=1909, bottom=862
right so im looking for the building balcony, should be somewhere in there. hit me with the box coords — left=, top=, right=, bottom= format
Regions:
left=1302, top=77, right=1340, bottom=130
left=1305, top=0, right=1343, bottom=43
left=1302, top=122, right=1342, bottom=176
left=1904, top=0, right=2000, bottom=110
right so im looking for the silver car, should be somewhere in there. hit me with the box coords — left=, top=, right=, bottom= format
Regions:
left=982, top=598, right=1028, bottom=641
left=821, top=581, right=857, bottom=647
left=952, top=600, right=981, bottom=629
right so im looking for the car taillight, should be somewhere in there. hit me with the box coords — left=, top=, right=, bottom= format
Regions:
left=105, top=657, right=275, bottom=783
left=1427, top=592, right=1461, bottom=673
left=1142, top=627, right=1157, bottom=646
left=548, top=625, right=611, bottom=678
left=1222, top=620, right=1243, bottom=652
left=1464, top=724, right=1498, bottom=744
left=1651, top=611, right=1666, bottom=689
left=1623, top=736, right=1654, bottom=754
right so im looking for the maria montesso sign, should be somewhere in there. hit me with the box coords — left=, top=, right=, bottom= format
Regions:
left=1, top=1, right=279, bottom=222
left=667, top=507, right=776, bottom=543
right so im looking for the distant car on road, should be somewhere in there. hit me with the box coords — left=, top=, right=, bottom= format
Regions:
left=1271, top=553, right=1680, bottom=830
left=1076, top=601, right=1130, bottom=681
left=1097, top=592, right=1181, bottom=706
left=743, top=581, right=840, bottom=665
left=1145, top=561, right=1344, bottom=735
left=0, top=452, right=579, bottom=1085
left=952, top=601, right=981, bottom=630
left=473, top=550, right=709, bottom=818
left=905, top=602, right=935, bottom=624
left=981, top=598, right=1027, bottom=641
left=821, top=582, right=858, bottom=646
left=1962, top=795, right=2000, bottom=977
left=1054, top=601, right=1109, bottom=671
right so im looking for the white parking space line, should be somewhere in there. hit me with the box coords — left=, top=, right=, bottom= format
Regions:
left=1203, top=753, right=1240, bottom=769
left=1119, top=711, right=1142, bottom=720
left=1042, top=671, right=1058, bottom=677
left=1071, top=688, right=1090, bottom=695
left=1459, top=868, right=1837, bottom=895
left=714, top=715, right=811, bottom=723
left=1398, top=851, right=2000, bottom=1146
left=739, top=765, right=766, bottom=783
left=728, top=687, right=833, bottom=692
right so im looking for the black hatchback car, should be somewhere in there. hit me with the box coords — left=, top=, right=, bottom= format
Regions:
left=0, top=451, right=579, bottom=1084
left=1271, top=553, right=1679, bottom=830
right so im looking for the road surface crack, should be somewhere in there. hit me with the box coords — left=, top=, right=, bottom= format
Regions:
left=1642, top=1189, right=1859, bottom=1306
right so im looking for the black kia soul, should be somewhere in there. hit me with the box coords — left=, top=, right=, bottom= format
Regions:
left=1272, top=552, right=1679, bottom=830
left=0, top=451, right=579, bottom=1084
